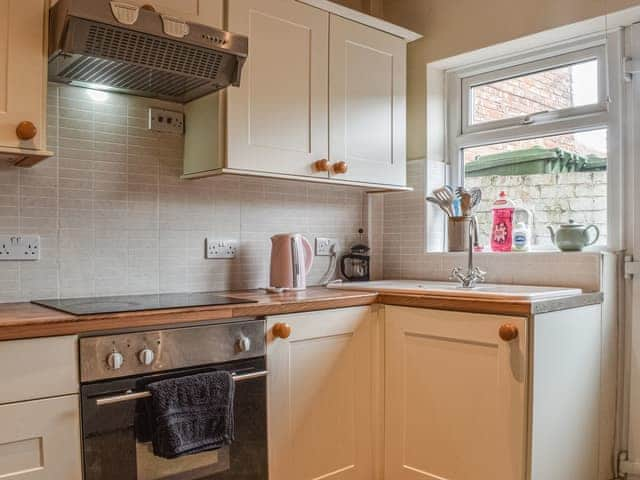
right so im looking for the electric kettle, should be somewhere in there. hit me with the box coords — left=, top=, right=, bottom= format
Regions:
left=269, top=234, right=314, bottom=290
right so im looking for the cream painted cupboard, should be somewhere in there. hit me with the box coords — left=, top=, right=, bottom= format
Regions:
left=0, top=336, right=82, bottom=480
left=0, top=0, right=51, bottom=166
left=266, top=306, right=384, bottom=480
left=329, top=15, right=406, bottom=185
left=183, top=0, right=414, bottom=189
left=226, top=0, right=330, bottom=179
left=384, top=304, right=603, bottom=480
left=385, top=307, right=528, bottom=480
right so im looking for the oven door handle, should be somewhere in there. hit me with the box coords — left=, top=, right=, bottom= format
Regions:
left=94, top=370, right=269, bottom=406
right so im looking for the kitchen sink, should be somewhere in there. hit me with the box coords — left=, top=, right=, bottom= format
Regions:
left=327, top=280, right=582, bottom=301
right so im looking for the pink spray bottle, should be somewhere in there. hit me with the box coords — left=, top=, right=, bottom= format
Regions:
left=491, top=191, right=515, bottom=252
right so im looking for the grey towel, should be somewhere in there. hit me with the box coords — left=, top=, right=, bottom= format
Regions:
left=146, top=371, right=235, bottom=459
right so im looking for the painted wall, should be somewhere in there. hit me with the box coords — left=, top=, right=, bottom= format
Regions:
left=331, top=0, right=384, bottom=16
left=381, top=0, right=640, bottom=159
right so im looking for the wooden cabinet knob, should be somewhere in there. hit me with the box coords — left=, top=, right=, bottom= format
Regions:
left=16, top=121, right=37, bottom=141
left=272, top=323, right=292, bottom=339
left=332, top=161, right=348, bottom=175
left=499, top=323, right=519, bottom=342
left=313, top=159, right=331, bottom=172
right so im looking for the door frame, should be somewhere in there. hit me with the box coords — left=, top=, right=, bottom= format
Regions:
left=623, top=20, right=640, bottom=479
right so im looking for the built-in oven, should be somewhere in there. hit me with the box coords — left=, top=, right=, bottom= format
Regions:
left=79, top=319, right=268, bottom=480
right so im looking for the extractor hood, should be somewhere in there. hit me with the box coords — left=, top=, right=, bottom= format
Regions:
left=48, top=0, right=248, bottom=103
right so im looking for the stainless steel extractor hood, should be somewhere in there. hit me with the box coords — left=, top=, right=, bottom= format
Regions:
left=48, top=0, right=248, bottom=103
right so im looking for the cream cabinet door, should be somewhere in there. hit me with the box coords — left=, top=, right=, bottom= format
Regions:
left=227, top=0, right=330, bottom=178
left=0, top=0, right=47, bottom=151
left=121, top=0, right=223, bottom=27
left=267, top=307, right=381, bottom=480
left=329, top=15, right=406, bottom=186
left=0, top=395, right=82, bottom=480
left=385, top=306, right=527, bottom=480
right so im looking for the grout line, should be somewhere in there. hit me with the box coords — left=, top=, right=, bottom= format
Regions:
left=56, top=87, right=61, bottom=299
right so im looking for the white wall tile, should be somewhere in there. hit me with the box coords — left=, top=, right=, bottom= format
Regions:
left=0, top=85, right=367, bottom=302
left=380, top=158, right=602, bottom=291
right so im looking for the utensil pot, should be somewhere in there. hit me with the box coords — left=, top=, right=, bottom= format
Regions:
left=448, top=216, right=472, bottom=252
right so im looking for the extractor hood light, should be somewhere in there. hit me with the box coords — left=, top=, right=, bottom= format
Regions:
left=86, top=89, right=109, bottom=102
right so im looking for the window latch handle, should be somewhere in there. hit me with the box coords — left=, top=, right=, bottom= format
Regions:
left=521, top=110, right=550, bottom=125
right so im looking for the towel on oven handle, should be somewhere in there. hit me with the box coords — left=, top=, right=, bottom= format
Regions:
left=141, top=370, right=236, bottom=459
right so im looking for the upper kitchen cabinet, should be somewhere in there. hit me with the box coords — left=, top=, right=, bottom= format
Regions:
left=329, top=15, right=406, bottom=186
left=226, top=0, right=330, bottom=179
left=183, top=0, right=420, bottom=190
left=118, top=0, right=223, bottom=28
left=0, top=0, right=52, bottom=166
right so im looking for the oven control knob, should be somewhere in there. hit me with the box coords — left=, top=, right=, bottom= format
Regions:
left=236, top=335, right=251, bottom=353
left=138, top=348, right=155, bottom=366
left=107, top=351, right=124, bottom=370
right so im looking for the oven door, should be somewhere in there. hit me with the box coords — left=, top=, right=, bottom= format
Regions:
left=81, top=358, right=268, bottom=480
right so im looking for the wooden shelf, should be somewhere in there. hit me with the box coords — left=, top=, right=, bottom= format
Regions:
left=0, top=147, right=53, bottom=167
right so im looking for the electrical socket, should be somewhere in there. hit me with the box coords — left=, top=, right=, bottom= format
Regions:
left=148, top=108, right=184, bottom=135
left=315, top=237, right=337, bottom=256
left=206, top=239, right=238, bottom=259
left=0, top=235, right=40, bottom=260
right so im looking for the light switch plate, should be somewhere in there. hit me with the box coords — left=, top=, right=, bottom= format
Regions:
left=148, top=108, right=184, bottom=135
left=206, top=239, right=238, bottom=259
left=0, top=235, right=40, bottom=260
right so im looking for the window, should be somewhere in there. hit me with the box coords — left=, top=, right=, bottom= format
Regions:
left=447, top=43, right=611, bottom=249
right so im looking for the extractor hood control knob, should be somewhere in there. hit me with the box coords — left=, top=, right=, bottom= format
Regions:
left=236, top=335, right=251, bottom=353
left=138, top=348, right=155, bottom=366
left=107, top=351, right=124, bottom=370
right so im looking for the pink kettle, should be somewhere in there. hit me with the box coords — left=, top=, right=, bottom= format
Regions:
left=269, top=234, right=314, bottom=291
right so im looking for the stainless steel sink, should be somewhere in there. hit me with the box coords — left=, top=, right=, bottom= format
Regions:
left=327, top=280, right=582, bottom=301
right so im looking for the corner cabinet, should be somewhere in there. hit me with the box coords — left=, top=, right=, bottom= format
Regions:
left=0, top=0, right=52, bottom=166
left=384, top=304, right=603, bottom=480
left=266, top=306, right=384, bottom=480
left=183, top=0, right=416, bottom=190
left=384, top=307, right=528, bottom=480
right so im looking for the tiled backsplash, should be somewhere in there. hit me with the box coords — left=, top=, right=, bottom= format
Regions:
left=0, top=85, right=366, bottom=302
left=380, top=158, right=603, bottom=291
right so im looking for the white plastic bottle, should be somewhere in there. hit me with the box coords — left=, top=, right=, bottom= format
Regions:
left=512, top=222, right=530, bottom=252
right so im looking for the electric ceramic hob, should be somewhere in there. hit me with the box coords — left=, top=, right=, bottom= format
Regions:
left=33, top=292, right=257, bottom=315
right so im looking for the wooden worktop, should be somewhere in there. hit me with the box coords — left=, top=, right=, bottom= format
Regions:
left=0, top=288, right=378, bottom=341
left=0, top=287, right=603, bottom=341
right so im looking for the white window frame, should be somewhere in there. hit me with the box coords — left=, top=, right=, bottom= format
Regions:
left=443, top=33, right=623, bottom=250
left=461, top=46, right=608, bottom=134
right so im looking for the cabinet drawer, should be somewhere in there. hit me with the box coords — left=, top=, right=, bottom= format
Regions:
left=0, top=336, right=78, bottom=404
left=0, top=395, right=82, bottom=480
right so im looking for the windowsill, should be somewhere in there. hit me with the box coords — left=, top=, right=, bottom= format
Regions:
left=427, top=247, right=608, bottom=256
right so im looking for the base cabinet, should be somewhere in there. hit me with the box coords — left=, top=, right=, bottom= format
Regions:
left=266, top=307, right=382, bottom=480
left=384, top=306, right=528, bottom=480
left=0, top=395, right=82, bottom=480
left=0, top=335, right=81, bottom=480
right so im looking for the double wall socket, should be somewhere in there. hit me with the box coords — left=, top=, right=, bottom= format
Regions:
left=315, top=237, right=337, bottom=256
left=148, top=108, right=184, bottom=135
left=206, top=239, right=238, bottom=259
left=0, top=235, right=40, bottom=260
